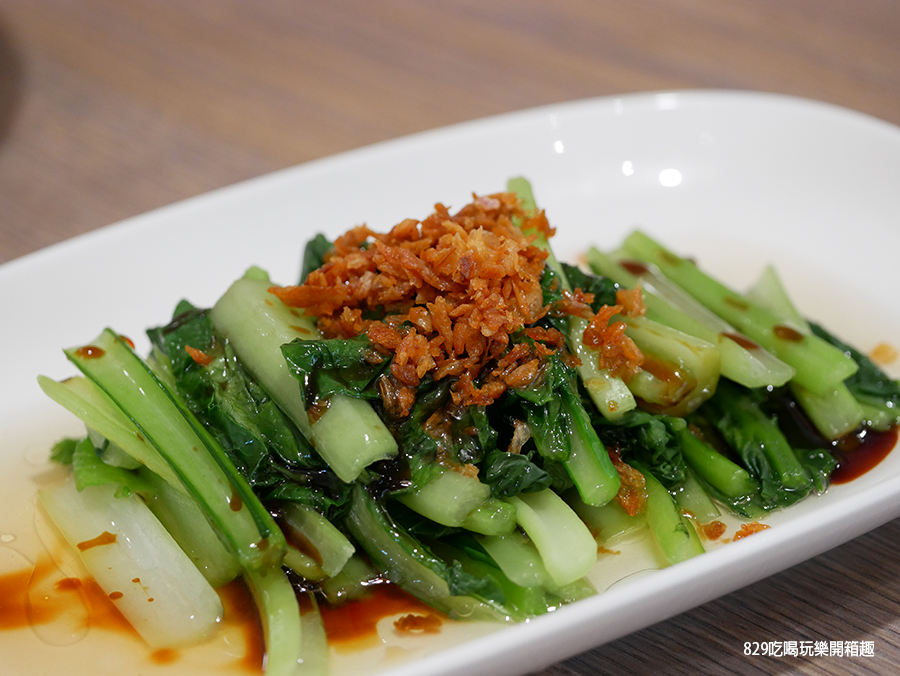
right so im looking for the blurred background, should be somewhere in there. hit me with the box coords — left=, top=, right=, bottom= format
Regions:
left=1, top=1, right=899, bottom=674
left=1, top=1, right=899, bottom=265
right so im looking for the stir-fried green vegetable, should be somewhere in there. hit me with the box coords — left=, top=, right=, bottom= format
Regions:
left=37, top=178, right=898, bottom=673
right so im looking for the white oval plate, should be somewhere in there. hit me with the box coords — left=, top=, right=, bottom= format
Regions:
left=2, top=90, right=900, bottom=676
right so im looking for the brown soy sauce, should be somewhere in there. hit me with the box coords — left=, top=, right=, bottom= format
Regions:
left=830, top=427, right=899, bottom=484
left=772, top=390, right=898, bottom=484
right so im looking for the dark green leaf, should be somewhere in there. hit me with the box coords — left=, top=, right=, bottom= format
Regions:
left=148, top=302, right=324, bottom=493
left=262, top=481, right=352, bottom=522
left=593, top=408, right=687, bottom=488
left=300, top=233, right=334, bottom=283
left=523, top=397, right=571, bottom=461
left=50, top=437, right=79, bottom=465
left=561, top=263, right=620, bottom=310
left=797, top=447, right=838, bottom=493
left=701, top=382, right=812, bottom=510
left=281, top=335, right=388, bottom=402
left=483, top=450, right=552, bottom=497
left=810, top=322, right=900, bottom=418
left=447, top=560, right=506, bottom=605
left=388, top=501, right=460, bottom=540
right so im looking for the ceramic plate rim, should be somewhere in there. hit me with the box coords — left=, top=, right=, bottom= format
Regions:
left=3, top=89, right=900, bottom=676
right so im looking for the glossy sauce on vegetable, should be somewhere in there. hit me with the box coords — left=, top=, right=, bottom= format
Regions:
left=772, top=324, right=805, bottom=342
left=229, top=484, right=244, bottom=512
left=721, top=332, right=760, bottom=350
left=619, top=260, right=649, bottom=277
left=72, top=345, right=105, bottom=359
left=76, top=530, right=117, bottom=551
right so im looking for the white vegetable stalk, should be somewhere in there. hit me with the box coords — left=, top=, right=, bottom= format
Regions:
left=297, top=593, right=329, bottom=676
left=396, top=466, right=492, bottom=528
left=477, top=532, right=553, bottom=589
left=39, top=478, right=224, bottom=649
left=244, top=566, right=303, bottom=676
left=504, top=489, right=598, bottom=587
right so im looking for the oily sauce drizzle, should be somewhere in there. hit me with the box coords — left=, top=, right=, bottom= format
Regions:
left=831, top=426, right=899, bottom=484
left=1, top=555, right=439, bottom=671
left=316, top=581, right=441, bottom=644
left=771, top=390, right=898, bottom=485
left=0, top=554, right=132, bottom=634
left=218, top=579, right=265, bottom=672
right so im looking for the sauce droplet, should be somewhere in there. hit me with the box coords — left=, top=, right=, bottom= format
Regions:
left=73, top=346, right=105, bottom=359
left=53, top=578, right=82, bottom=592
left=307, top=398, right=331, bottom=425
left=76, top=531, right=117, bottom=552
left=723, top=296, right=749, bottom=311
left=151, top=648, right=179, bottom=664
left=870, top=342, right=899, bottom=365
left=229, top=485, right=243, bottom=512
left=721, top=332, right=760, bottom=350
left=619, top=260, right=650, bottom=276
left=108, top=591, right=124, bottom=601
left=773, top=324, right=805, bottom=342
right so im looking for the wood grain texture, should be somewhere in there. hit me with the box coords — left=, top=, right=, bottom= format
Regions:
left=1, top=1, right=899, bottom=674
left=542, top=518, right=900, bottom=675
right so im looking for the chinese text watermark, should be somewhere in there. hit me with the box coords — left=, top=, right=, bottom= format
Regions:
left=744, top=641, right=875, bottom=657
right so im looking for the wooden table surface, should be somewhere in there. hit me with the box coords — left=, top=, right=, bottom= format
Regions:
left=2, top=1, right=900, bottom=674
